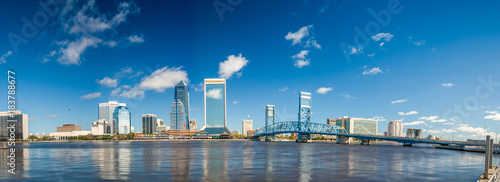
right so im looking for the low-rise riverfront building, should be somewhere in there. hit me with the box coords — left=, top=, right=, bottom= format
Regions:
left=330, top=116, right=377, bottom=135
left=50, top=124, right=91, bottom=140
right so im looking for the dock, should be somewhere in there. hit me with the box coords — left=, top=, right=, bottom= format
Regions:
left=477, top=166, right=499, bottom=182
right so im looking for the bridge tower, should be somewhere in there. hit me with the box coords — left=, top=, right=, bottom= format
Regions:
left=298, top=92, right=311, bottom=142
left=265, top=105, right=275, bottom=141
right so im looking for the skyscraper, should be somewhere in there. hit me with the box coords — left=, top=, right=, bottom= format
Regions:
left=142, top=114, right=157, bottom=135
left=175, top=80, right=190, bottom=129
left=99, top=101, right=126, bottom=135
left=242, top=116, right=253, bottom=136
left=170, top=99, right=187, bottom=131
left=202, top=78, right=230, bottom=134
left=113, top=106, right=131, bottom=134
left=387, top=120, right=403, bottom=137
left=0, top=110, right=29, bottom=140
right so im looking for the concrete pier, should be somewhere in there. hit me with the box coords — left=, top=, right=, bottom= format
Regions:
left=477, top=166, right=499, bottom=182
left=336, top=136, right=352, bottom=144
left=360, top=139, right=371, bottom=145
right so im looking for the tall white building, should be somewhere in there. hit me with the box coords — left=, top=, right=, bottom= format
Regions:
left=99, top=101, right=126, bottom=135
left=242, top=116, right=253, bottom=136
left=91, top=119, right=110, bottom=135
left=387, top=120, right=404, bottom=137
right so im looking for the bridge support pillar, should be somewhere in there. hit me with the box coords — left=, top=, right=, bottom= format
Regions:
left=360, top=139, right=371, bottom=145
left=403, top=143, right=413, bottom=147
left=336, top=136, right=352, bottom=144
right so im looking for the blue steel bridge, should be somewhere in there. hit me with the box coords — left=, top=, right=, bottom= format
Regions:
left=253, top=92, right=488, bottom=147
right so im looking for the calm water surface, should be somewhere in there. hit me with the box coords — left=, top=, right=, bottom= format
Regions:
left=0, top=141, right=498, bottom=181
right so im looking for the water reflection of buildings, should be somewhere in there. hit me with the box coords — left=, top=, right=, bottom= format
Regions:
left=92, top=144, right=131, bottom=180
left=0, top=148, right=29, bottom=179
left=170, top=142, right=190, bottom=181
left=298, top=144, right=312, bottom=182
left=202, top=142, right=228, bottom=181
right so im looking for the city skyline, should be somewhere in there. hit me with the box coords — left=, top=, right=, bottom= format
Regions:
left=1, top=1, right=500, bottom=140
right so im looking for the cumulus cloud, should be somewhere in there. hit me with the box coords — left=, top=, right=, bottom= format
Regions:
left=485, top=110, right=500, bottom=120
left=456, top=124, right=487, bottom=135
left=111, top=85, right=144, bottom=99
left=398, top=111, right=418, bottom=116
left=362, top=67, right=383, bottom=75
left=403, top=121, right=426, bottom=126
left=348, top=45, right=363, bottom=55
left=45, top=0, right=140, bottom=65
left=80, top=92, right=101, bottom=100
left=371, top=33, right=394, bottom=42
left=233, top=101, right=239, bottom=104
left=441, top=83, right=455, bottom=87
left=0, top=50, right=13, bottom=64
left=128, top=34, right=144, bottom=43
left=292, top=50, right=311, bottom=68
left=316, top=87, right=332, bottom=94
left=285, top=25, right=321, bottom=49
left=218, top=54, right=249, bottom=79
left=96, top=77, right=118, bottom=87
left=139, top=66, right=189, bottom=92
left=206, top=88, right=223, bottom=99
left=419, top=116, right=447, bottom=123
left=392, top=99, right=407, bottom=104
left=278, top=87, right=288, bottom=92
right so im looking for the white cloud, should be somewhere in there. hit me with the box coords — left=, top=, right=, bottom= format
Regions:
left=292, top=50, right=311, bottom=68
left=193, top=82, right=204, bottom=92
left=278, top=87, right=288, bottom=92
left=418, top=116, right=447, bottom=123
left=456, top=124, right=487, bottom=135
left=96, top=77, right=118, bottom=87
left=403, top=121, right=426, bottom=126
left=371, top=33, right=394, bottom=42
left=128, top=34, right=144, bottom=43
left=341, top=94, right=355, bottom=99
left=441, top=83, right=455, bottom=87
left=218, top=54, right=249, bottom=79
left=80, top=92, right=101, bottom=100
left=139, top=66, right=189, bottom=92
left=367, top=53, right=375, bottom=57
left=442, top=129, right=455, bottom=133
left=398, top=111, right=418, bottom=116
left=57, top=36, right=103, bottom=65
left=370, top=116, right=387, bottom=122
left=316, top=87, right=332, bottom=94
left=46, top=114, right=60, bottom=118
left=28, top=118, right=38, bottom=121
left=294, top=59, right=310, bottom=68
left=362, top=67, right=383, bottom=75
left=112, top=85, right=144, bottom=99
left=427, top=130, right=441, bottom=134
left=284, top=25, right=321, bottom=49
left=408, top=36, right=426, bottom=46
left=379, top=42, right=385, bottom=47
left=233, top=101, right=239, bottom=104
left=206, top=88, right=223, bottom=99
left=285, top=25, right=312, bottom=45
left=47, top=1, right=140, bottom=65
left=485, top=110, right=500, bottom=120
left=0, top=50, right=13, bottom=64
left=392, top=99, right=407, bottom=104
left=348, top=45, right=363, bottom=55
left=443, top=122, right=455, bottom=125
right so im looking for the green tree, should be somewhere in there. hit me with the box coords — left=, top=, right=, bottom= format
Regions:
left=127, top=133, right=135, bottom=140
left=27, top=135, right=39, bottom=141
left=41, top=136, right=49, bottom=141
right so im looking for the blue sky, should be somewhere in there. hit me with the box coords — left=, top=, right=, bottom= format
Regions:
left=1, top=0, right=500, bottom=140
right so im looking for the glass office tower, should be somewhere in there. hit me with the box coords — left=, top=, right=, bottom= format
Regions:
left=175, top=80, right=190, bottom=129
left=113, top=106, right=131, bottom=135
left=142, top=114, right=157, bottom=135
left=99, top=101, right=126, bottom=135
left=0, top=110, right=29, bottom=140
left=170, top=99, right=187, bottom=131
left=202, top=78, right=230, bottom=134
